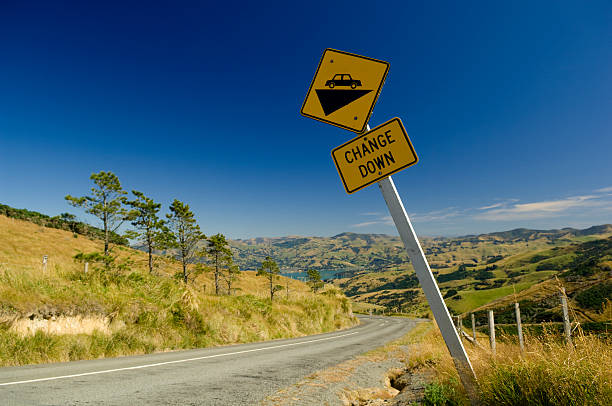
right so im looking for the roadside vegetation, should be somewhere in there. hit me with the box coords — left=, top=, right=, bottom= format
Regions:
left=0, top=214, right=355, bottom=366
left=399, top=322, right=612, bottom=405
left=0, top=264, right=353, bottom=366
left=0, top=170, right=357, bottom=367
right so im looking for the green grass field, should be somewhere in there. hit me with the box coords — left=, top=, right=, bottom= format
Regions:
left=446, top=283, right=532, bottom=313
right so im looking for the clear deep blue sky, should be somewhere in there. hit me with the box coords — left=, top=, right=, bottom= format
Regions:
left=1, top=1, right=611, bottom=238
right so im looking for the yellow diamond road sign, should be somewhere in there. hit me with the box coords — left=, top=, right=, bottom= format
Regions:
left=301, top=49, right=389, bottom=133
left=332, top=118, right=418, bottom=194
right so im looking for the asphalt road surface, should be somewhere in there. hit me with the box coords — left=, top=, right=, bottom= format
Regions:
left=0, top=316, right=419, bottom=405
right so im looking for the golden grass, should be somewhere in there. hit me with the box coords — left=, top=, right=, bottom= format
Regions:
left=404, top=322, right=612, bottom=405
left=0, top=215, right=357, bottom=366
left=0, top=214, right=312, bottom=303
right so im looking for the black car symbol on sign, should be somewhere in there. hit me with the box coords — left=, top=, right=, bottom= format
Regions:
left=325, top=74, right=362, bottom=89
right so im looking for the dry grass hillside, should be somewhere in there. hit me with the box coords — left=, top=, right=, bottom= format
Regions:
left=0, top=214, right=357, bottom=366
left=0, top=214, right=312, bottom=299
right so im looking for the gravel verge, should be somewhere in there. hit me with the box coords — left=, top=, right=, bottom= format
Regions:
left=261, top=320, right=432, bottom=406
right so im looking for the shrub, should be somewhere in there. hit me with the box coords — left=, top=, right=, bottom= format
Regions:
left=575, top=282, right=612, bottom=312
left=529, top=254, right=551, bottom=263
left=474, top=269, right=494, bottom=280
left=443, top=289, right=458, bottom=299
left=424, top=380, right=459, bottom=406
left=437, top=266, right=470, bottom=283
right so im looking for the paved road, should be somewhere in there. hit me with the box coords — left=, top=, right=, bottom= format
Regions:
left=0, top=316, right=419, bottom=405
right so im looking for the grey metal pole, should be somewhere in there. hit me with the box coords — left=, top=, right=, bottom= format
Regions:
left=471, top=313, right=477, bottom=341
left=488, top=310, right=496, bottom=354
left=377, top=175, right=478, bottom=401
left=515, top=302, right=524, bottom=352
left=560, top=288, right=573, bottom=347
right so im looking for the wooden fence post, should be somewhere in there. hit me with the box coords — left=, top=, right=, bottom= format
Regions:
left=560, top=287, right=573, bottom=346
left=515, top=302, right=524, bottom=352
left=488, top=310, right=496, bottom=354
left=457, top=315, right=463, bottom=337
left=471, top=313, right=476, bottom=341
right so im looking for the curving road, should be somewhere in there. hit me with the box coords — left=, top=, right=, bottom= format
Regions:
left=0, top=316, right=419, bottom=405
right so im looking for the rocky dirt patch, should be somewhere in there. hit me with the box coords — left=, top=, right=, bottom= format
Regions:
left=261, top=341, right=434, bottom=405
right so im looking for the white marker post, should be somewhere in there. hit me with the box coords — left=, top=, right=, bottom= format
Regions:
left=377, top=174, right=478, bottom=401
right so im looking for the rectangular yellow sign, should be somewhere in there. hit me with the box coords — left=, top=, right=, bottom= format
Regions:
left=331, top=118, right=418, bottom=194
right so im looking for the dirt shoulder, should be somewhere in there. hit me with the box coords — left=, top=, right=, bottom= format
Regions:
left=261, top=319, right=433, bottom=406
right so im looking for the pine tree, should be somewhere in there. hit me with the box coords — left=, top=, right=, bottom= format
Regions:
left=65, top=171, right=128, bottom=257
left=165, top=199, right=205, bottom=283
left=125, top=190, right=165, bottom=273
left=221, top=263, right=240, bottom=295
left=307, top=269, right=323, bottom=293
left=257, top=256, right=281, bottom=300
left=204, top=233, right=233, bottom=295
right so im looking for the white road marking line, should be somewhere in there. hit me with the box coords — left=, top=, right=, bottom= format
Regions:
left=0, top=331, right=360, bottom=387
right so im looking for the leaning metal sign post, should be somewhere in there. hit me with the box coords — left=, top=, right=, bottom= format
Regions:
left=301, top=48, right=478, bottom=401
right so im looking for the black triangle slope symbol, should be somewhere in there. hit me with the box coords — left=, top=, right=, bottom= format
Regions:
left=315, top=89, right=373, bottom=116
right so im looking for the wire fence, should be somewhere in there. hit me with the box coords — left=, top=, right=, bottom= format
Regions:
left=454, top=281, right=611, bottom=353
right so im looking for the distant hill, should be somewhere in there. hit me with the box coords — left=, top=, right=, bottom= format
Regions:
left=231, top=233, right=409, bottom=274
left=467, top=236, right=612, bottom=326
left=229, top=224, right=612, bottom=321
left=230, top=225, right=612, bottom=274
left=477, top=225, right=612, bottom=241
left=334, top=232, right=612, bottom=323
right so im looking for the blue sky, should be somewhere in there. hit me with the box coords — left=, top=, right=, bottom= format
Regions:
left=1, top=1, right=611, bottom=239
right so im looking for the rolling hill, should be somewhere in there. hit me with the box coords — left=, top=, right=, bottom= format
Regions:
left=229, top=225, right=612, bottom=322
left=230, top=226, right=612, bottom=275
left=334, top=230, right=612, bottom=325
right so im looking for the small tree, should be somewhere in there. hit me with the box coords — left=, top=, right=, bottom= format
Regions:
left=165, top=199, right=205, bottom=283
left=73, top=251, right=133, bottom=277
left=221, top=263, right=240, bottom=295
left=204, top=233, right=232, bottom=295
left=257, top=256, right=281, bottom=300
left=125, top=190, right=165, bottom=273
left=60, top=212, right=80, bottom=233
left=307, top=269, right=323, bottom=293
left=65, top=171, right=128, bottom=257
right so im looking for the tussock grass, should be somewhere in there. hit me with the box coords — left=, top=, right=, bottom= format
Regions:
left=0, top=267, right=356, bottom=366
left=0, top=215, right=357, bottom=366
left=403, top=323, right=612, bottom=405
left=474, top=333, right=612, bottom=405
